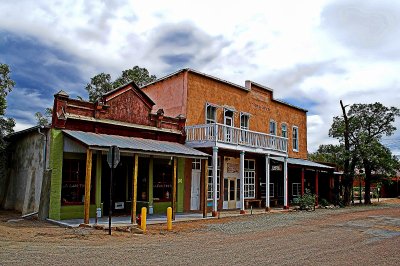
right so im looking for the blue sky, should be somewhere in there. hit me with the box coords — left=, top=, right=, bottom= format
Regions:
left=0, top=0, right=399, bottom=154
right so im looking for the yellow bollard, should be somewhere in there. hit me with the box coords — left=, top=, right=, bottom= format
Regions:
left=141, top=207, right=147, bottom=232
left=167, top=207, right=172, bottom=231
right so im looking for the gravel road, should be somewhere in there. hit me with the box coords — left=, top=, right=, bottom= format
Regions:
left=1, top=199, right=399, bottom=265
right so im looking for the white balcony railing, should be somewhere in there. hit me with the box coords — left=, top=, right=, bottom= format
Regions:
left=185, top=123, right=288, bottom=153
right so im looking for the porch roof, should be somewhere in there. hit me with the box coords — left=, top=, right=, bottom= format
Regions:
left=63, top=130, right=208, bottom=159
left=271, top=157, right=334, bottom=170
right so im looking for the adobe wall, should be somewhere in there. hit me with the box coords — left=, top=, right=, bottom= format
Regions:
left=142, top=71, right=187, bottom=117
left=186, top=72, right=308, bottom=159
left=2, top=131, right=46, bottom=214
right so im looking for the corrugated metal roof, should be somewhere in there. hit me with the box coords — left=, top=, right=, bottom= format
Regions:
left=63, top=130, right=208, bottom=158
left=271, top=157, right=334, bottom=169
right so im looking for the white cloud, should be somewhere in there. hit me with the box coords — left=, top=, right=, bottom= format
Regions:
left=1, top=0, right=399, bottom=154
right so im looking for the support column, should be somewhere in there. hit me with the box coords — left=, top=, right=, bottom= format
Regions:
left=202, top=159, right=208, bottom=218
left=283, top=157, right=289, bottom=209
left=240, top=151, right=245, bottom=214
left=301, top=167, right=305, bottom=196
left=315, top=170, right=319, bottom=206
left=131, top=154, right=138, bottom=224
left=148, top=157, right=153, bottom=213
left=172, top=157, right=177, bottom=220
left=84, top=149, right=93, bottom=224
left=212, top=147, right=218, bottom=216
left=95, top=151, right=102, bottom=210
left=265, top=154, right=270, bottom=211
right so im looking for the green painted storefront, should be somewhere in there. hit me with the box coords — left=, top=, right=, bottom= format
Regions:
left=48, top=129, right=187, bottom=220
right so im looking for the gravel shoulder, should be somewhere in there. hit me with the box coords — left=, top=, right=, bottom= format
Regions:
left=1, top=199, right=400, bottom=265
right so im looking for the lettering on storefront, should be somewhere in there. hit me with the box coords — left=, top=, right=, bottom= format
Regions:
left=227, top=163, right=239, bottom=173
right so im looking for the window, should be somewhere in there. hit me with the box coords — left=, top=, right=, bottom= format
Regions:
left=292, top=126, right=299, bottom=151
left=224, top=109, right=234, bottom=126
left=269, top=120, right=277, bottom=135
left=61, top=158, right=95, bottom=205
left=240, top=113, right=249, bottom=130
left=244, top=159, right=256, bottom=199
left=292, top=183, right=301, bottom=197
left=281, top=123, right=287, bottom=138
left=208, top=157, right=221, bottom=199
left=153, top=159, right=172, bottom=201
left=269, top=183, right=274, bottom=197
left=192, top=159, right=201, bottom=170
left=206, top=104, right=217, bottom=124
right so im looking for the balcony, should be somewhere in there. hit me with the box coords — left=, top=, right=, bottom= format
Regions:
left=185, top=123, right=288, bottom=155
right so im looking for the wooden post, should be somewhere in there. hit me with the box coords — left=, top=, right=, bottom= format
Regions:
left=131, top=154, right=138, bottom=224
left=84, top=149, right=93, bottom=224
left=301, top=168, right=305, bottom=196
left=172, top=157, right=177, bottom=220
left=202, top=159, right=208, bottom=218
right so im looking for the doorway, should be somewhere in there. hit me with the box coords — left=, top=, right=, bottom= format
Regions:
left=224, top=178, right=237, bottom=209
left=190, top=159, right=201, bottom=210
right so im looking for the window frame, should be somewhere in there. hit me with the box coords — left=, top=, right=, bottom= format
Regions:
left=207, top=157, right=221, bottom=200
left=224, top=108, right=234, bottom=127
left=292, top=126, right=299, bottom=152
left=244, top=159, right=256, bottom=199
left=240, top=112, right=250, bottom=130
left=205, top=103, right=217, bottom=124
left=292, top=183, right=301, bottom=197
left=269, top=120, right=277, bottom=135
left=281, top=123, right=287, bottom=138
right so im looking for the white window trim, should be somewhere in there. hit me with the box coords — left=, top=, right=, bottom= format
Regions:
left=240, top=112, right=250, bottom=130
left=224, top=108, right=234, bottom=127
left=292, top=126, right=299, bottom=152
left=244, top=159, right=256, bottom=199
left=192, top=159, right=201, bottom=170
left=207, top=157, right=221, bottom=200
left=269, top=183, right=274, bottom=198
left=292, top=183, right=301, bottom=197
left=205, top=103, right=217, bottom=124
left=281, top=123, right=287, bottom=138
left=270, top=120, right=277, bottom=135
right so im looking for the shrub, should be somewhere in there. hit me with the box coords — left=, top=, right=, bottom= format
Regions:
left=298, top=189, right=316, bottom=210
left=319, top=198, right=329, bottom=207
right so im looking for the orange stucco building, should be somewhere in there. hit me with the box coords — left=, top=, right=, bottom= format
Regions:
left=143, top=69, right=334, bottom=214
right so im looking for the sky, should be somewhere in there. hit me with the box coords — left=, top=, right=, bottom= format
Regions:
left=0, top=0, right=399, bottom=155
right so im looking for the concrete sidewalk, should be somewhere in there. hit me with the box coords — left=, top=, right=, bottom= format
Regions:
left=48, top=207, right=286, bottom=228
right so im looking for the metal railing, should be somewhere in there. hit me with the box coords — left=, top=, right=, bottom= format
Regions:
left=185, top=123, right=288, bottom=153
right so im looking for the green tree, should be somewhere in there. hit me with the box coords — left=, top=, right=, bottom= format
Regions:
left=85, top=72, right=113, bottom=102
left=308, top=144, right=346, bottom=170
left=0, top=63, right=15, bottom=205
left=0, top=63, right=15, bottom=149
left=85, top=66, right=157, bottom=102
left=330, top=102, right=400, bottom=205
left=113, top=66, right=157, bottom=88
left=35, top=108, right=53, bottom=126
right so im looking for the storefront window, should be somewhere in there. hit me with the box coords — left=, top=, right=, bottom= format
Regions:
left=153, top=159, right=172, bottom=201
left=61, top=158, right=94, bottom=205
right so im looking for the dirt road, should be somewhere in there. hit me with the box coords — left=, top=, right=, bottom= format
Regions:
left=1, top=199, right=400, bottom=265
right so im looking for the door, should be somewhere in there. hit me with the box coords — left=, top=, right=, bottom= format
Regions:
left=224, top=110, right=234, bottom=142
left=224, top=178, right=237, bottom=209
left=190, top=169, right=201, bottom=210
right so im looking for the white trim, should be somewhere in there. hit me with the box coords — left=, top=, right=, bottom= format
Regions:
left=269, top=120, right=277, bottom=135
left=292, top=183, right=301, bottom=197
left=292, top=126, right=299, bottom=152
left=281, top=123, right=287, bottom=138
left=240, top=112, right=250, bottom=130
